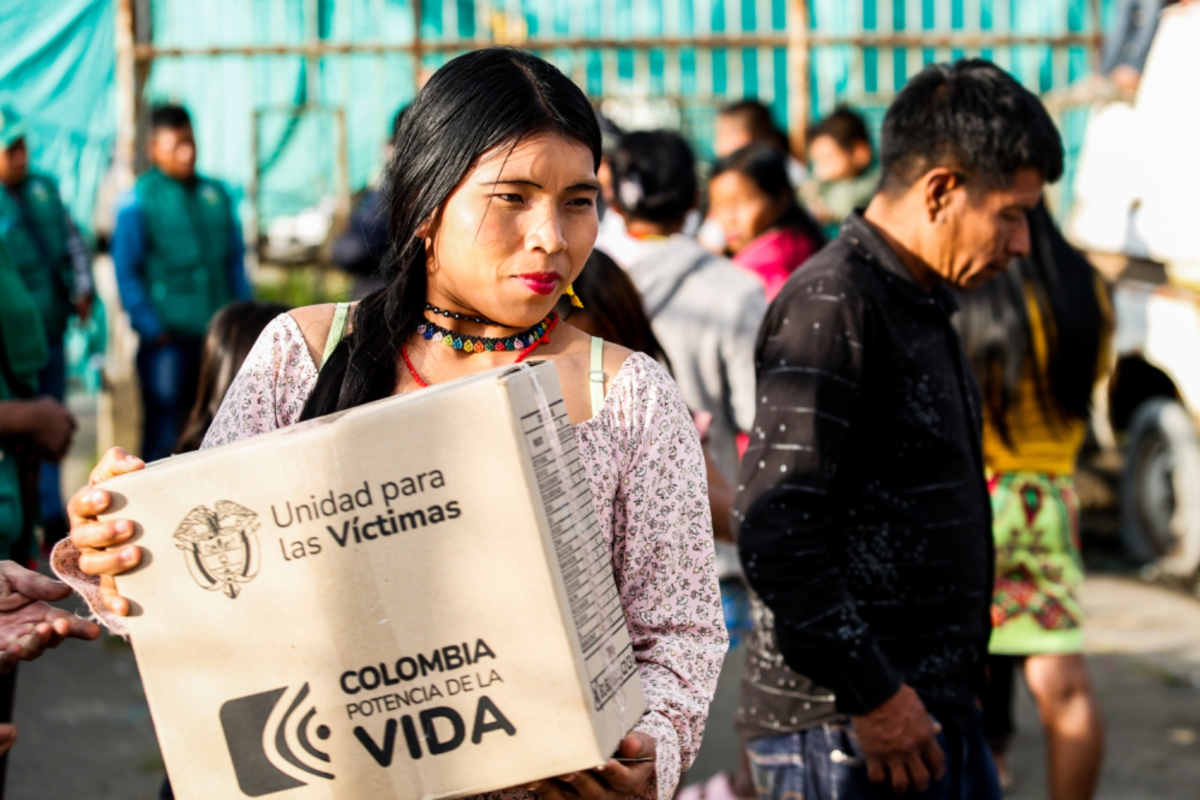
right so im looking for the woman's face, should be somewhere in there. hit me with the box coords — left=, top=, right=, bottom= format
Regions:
left=708, top=170, right=789, bottom=254
left=427, top=133, right=600, bottom=328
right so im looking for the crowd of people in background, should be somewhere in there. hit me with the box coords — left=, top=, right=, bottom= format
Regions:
left=0, top=30, right=1132, bottom=800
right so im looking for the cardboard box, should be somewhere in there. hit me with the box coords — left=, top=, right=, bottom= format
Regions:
left=104, top=362, right=645, bottom=799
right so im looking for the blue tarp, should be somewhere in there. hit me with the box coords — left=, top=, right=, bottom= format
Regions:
left=0, top=0, right=115, bottom=238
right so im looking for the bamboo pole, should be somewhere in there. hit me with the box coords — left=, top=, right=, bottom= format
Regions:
left=786, top=0, right=811, bottom=157
left=115, top=0, right=138, bottom=190
left=411, top=0, right=423, bottom=87
left=132, top=31, right=1100, bottom=60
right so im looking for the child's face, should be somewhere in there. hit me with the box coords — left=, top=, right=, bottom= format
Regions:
left=809, top=135, right=870, bottom=182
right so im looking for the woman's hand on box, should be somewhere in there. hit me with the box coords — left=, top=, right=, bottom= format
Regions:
left=526, top=732, right=656, bottom=799
left=67, top=447, right=146, bottom=616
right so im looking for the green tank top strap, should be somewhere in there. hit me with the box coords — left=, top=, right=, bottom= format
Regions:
left=320, top=302, right=351, bottom=369
left=588, top=336, right=605, bottom=417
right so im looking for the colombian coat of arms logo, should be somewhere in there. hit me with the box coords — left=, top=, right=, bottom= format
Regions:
left=173, top=500, right=261, bottom=598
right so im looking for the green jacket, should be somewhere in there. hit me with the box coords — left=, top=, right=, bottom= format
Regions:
left=0, top=173, right=74, bottom=341
left=135, top=168, right=237, bottom=337
left=0, top=241, right=47, bottom=556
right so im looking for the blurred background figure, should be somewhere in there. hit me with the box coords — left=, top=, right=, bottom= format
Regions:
left=331, top=107, right=406, bottom=299
left=958, top=202, right=1109, bottom=800
left=0, top=104, right=93, bottom=547
left=704, top=100, right=806, bottom=253
left=714, top=100, right=789, bottom=157
left=1100, top=0, right=1167, bottom=93
left=112, top=104, right=251, bottom=463
left=0, top=241, right=76, bottom=563
left=600, top=130, right=764, bottom=486
left=594, top=112, right=624, bottom=223
left=0, top=239, right=86, bottom=787
left=709, top=143, right=826, bottom=300
left=800, top=107, right=880, bottom=240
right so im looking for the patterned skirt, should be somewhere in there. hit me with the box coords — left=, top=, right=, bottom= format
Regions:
left=988, top=472, right=1086, bottom=655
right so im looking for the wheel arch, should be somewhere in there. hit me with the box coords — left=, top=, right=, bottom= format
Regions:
left=1109, top=356, right=1183, bottom=436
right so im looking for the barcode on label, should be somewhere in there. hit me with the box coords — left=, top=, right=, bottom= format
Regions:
left=521, top=401, right=636, bottom=710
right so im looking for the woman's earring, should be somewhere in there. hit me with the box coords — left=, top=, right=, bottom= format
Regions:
left=564, top=284, right=585, bottom=309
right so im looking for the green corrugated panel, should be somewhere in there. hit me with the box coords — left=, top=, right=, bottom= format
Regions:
left=137, top=0, right=1120, bottom=228
left=0, top=0, right=115, bottom=238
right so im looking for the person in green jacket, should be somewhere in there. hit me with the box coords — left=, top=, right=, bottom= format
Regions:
left=112, top=104, right=251, bottom=462
left=0, top=240, right=76, bottom=561
left=0, top=105, right=94, bottom=544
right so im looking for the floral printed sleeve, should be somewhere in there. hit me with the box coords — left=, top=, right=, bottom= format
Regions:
left=201, top=313, right=319, bottom=447
left=575, top=353, right=729, bottom=800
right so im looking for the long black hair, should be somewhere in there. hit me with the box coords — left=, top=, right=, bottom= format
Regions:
left=711, top=143, right=827, bottom=248
left=301, top=48, right=601, bottom=420
left=957, top=202, right=1106, bottom=443
left=177, top=301, right=289, bottom=454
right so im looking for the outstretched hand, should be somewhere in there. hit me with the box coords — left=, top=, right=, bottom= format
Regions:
left=525, top=732, right=656, bottom=799
left=0, top=561, right=100, bottom=673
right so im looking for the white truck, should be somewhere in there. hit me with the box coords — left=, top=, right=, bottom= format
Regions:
left=1068, top=3, right=1200, bottom=581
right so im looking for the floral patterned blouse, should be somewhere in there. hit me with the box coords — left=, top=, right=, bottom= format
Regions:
left=54, top=312, right=728, bottom=800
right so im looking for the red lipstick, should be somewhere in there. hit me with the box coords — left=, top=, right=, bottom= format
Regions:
left=516, top=272, right=560, bottom=295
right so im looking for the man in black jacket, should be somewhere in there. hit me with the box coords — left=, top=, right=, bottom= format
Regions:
left=735, top=60, right=1062, bottom=799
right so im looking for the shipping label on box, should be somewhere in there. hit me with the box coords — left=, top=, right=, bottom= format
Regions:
left=105, top=362, right=645, bottom=799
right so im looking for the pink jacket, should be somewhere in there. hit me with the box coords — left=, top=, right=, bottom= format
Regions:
left=733, top=226, right=820, bottom=301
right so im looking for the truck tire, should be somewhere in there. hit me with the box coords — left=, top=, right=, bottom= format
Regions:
left=1121, top=398, right=1200, bottom=578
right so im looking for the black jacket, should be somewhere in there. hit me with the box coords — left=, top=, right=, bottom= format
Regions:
left=735, top=211, right=994, bottom=731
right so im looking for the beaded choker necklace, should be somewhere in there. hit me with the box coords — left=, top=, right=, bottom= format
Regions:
left=424, top=303, right=498, bottom=326
left=417, top=313, right=553, bottom=353
left=402, top=312, right=559, bottom=388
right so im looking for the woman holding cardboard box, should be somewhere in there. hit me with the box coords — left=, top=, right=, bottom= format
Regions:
left=55, top=47, right=727, bottom=799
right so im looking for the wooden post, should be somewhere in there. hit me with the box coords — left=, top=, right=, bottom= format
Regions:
left=412, top=0, right=424, bottom=89
left=786, top=0, right=812, bottom=158
left=114, top=0, right=138, bottom=190
left=305, top=0, right=320, bottom=103
left=1087, top=0, right=1104, bottom=71
left=100, top=0, right=146, bottom=460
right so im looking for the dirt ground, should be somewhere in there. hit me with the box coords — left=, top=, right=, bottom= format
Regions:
left=685, top=574, right=1200, bottom=800
left=4, top=573, right=1197, bottom=798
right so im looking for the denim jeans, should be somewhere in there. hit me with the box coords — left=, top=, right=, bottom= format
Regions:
left=37, top=341, right=67, bottom=539
left=136, top=336, right=202, bottom=463
left=745, top=714, right=1001, bottom=800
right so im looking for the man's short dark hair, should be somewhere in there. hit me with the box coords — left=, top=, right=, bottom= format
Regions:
left=878, top=59, right=1063, bottom=194
left=807, top=108, right=872, bottom=153
left=150, top=104, right=192, bottom=132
